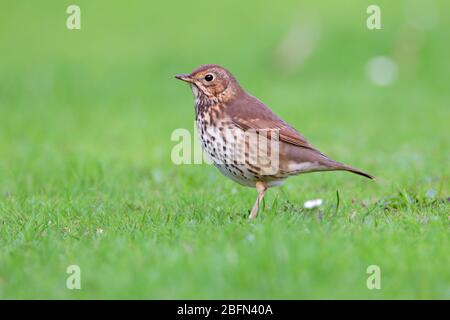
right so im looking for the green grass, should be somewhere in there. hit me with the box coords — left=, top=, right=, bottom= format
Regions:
left=0, top=1, right=449, bottom=299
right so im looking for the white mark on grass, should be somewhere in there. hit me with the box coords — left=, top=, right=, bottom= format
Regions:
left=366, top=56, right=398, bottom=86
left=426, top=188, right=436, bottom=199
left=182, top=242, right=193, bottom=254
left=245, top=234, right=255, bottom=243
left=152, top=169, right=163, bottom=183
left=303, top=199, right=323, bottom=209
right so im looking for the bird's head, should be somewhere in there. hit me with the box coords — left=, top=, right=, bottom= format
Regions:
left=175, top=64, right=241, bottom=103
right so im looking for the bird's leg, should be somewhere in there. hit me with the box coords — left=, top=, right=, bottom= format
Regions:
left=249, top=182, right=268, bottom=219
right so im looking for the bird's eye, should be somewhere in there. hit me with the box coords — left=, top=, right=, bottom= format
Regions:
left=204, top=74, right=214, bottom=82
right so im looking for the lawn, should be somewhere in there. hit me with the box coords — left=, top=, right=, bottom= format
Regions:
left=0, top=1, right=448, bottom=299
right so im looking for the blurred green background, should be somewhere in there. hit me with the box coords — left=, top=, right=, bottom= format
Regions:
left=0, top=1, right=448, bottom=299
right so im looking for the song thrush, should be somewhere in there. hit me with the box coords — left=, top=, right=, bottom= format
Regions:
left=175, top=64, right=374, bottom=219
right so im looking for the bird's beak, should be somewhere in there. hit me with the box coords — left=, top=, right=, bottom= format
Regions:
left=175, top=74, right=193, bottom=83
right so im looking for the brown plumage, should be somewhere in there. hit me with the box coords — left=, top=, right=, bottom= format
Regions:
left=176, top=64, right=374, bottom=219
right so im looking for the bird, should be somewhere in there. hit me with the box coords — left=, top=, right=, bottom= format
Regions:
left=175, top=64, right=374, bottom=219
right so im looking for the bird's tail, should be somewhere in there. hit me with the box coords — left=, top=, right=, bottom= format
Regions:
left=322, top=157, right=375, bottom=180
left=339, top=165, right=375, bottom=180
left=302, top=149, right=376, bottom=180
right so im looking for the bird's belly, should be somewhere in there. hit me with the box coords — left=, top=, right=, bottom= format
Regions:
left=196, top=119, right=286, bottom=187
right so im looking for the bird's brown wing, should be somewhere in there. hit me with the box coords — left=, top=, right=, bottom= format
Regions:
left=228, top=96, right=341, bottom=173
left=226, top=93, right=374, bottom=180
left=227, top=93, right=319, bottom=152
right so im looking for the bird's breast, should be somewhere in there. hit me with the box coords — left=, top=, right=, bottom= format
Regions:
left=195, top=108, right=287, bottom=186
